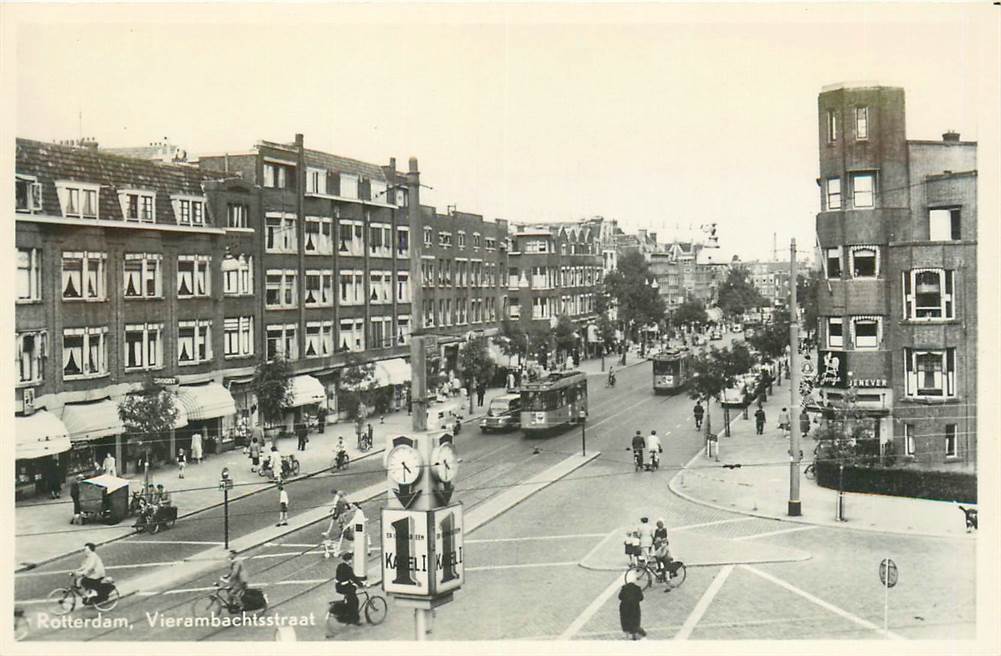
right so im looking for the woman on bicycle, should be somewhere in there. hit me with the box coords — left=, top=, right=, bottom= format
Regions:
left=221, top=550, right=248, bottom=604
left=333, top=552, right=365, bottom=625
left=75, top=543, right=107, bottom=604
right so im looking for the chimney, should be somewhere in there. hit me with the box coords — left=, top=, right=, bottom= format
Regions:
left=295, top=133, right=304, bottom=148
left=389, top=157, right=396, bottom=172
left=942, top=130, right=960, bottom=142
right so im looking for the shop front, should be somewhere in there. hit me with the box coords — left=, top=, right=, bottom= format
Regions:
left=176, top=382, right=237, bottom=455
left=373, top=358, right=411, bottom=411
left=227, top=378, right=258, bottom=446
left=60, top=399, right=127, bottom=478
left=15, top=410, right=72, bottom=500
left=286, top=375, right=327, bottom=428
left=121, top=392, right=189, bottom=474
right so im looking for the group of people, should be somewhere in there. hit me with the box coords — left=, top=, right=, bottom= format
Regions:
left=620, top=517, right=675, bottom=640
left=629, top=429, right=663, bottom=470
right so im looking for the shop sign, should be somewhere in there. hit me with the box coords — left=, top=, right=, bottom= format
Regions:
left=850, top=378, right=887, bottom=388
left=152, top=376, right=179, bottom=387
left=816, top=350, right=847, bottom=389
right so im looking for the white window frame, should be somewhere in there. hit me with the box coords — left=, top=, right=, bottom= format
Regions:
left=827, top=317, right=844, bottom=349
left=226, top=203, right=249, bottom=229
left=266, top=323, right=298, bottom=361
left=826, top=109, right=838, bottom=143
left=439, top=231, right=452, bottom=248
left=265, top=269, right=298, bottom=309
left=904, top=348, right=956, bottom=399
left=17, top=247, right=42, bottom=302
left=369, top=223, right=393, bottom=257
left=485, top=237, right=496, bottom=251
left=306, top=167, right=327, bottom=195
left=826, top=177, right=842, bottom=211
left=55, top=181, right=100, bottom=219
left=15, top=175, right=43, bottom=213
left=177, top=320, right=213, bottom=366
left=305, top=321, right=334, bottom=359
left=929, top=208, right=961, bottom=241
left=397, top=315, right=410, bottom=345
left=338, top=219, right=364, bottom=256
left=177, top=255, right=212, bottom=298
left=171, top=194, right=207, bottom=226
left=16, top=330, right=46, bottom=384
left=338, top=320, right=356, bottom=352
left=62, top=251, right=107, bottom=301
left=223, top=255, right=254, bottom=296
left=62, top=326, right=109, bottom=379
left=263, top=162, right=292, bottom=190
left=851, top=172, right=876, bottom=209
left=304, top=216, right=333, bottom=255
left=124, top=322, right=164, bottom=371
left=423, top=227, right=433, bottom=247
left=396, top=270, right=411, bottom=303
left=855, top=106, right=869, bottom=140
left=124, top=253, right=163, bottom=299
left=369, top=179, right=387, bottom=203
left=944, top=425, right=958, bottom=459
left=457, top=231, right=466, bottom=248
left=824, top=247, right=842, bottom=280
left=849, top=245, right=879, bottom=278
left=224, top=317, right=254, bottom=359
left=397, top=226, right=410, bottom=257
left=850, top=316, right=882, bottom=350
left=118, top=189, right=156, bottom=223
left=304, top=270, right=334, bottom=307
left=903, top=269, right=954, bottom=321
left=339, top=173, right=359, bottom=199
left=903, top=424, right=915, bottom=456
left=265, top=213, right=297, bottom=253
left=472, top=232, right=481, bottom=249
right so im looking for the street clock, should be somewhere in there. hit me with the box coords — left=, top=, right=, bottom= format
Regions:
left=387, top=436, right=424, bottom=508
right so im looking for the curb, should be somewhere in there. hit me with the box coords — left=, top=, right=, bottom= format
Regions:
left=14, top=447, right=387, bottom=574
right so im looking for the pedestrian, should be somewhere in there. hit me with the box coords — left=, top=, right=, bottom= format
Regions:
left=799, top=409, right=811, bottom=438
left=565, top=354, right=574, bottom=371
left=754, top=405, right=766, bottom=435
left=190, top=432, right=203, bottom=464
left=269, top=446, right=282, bottom=482
left=47, top=456, right=62, bottom=498
left=618, top=571, right=646, bottom=640
left=693, top=401, right=704, bottom=430
left=70, top=474, right=83, bottom=516
left=778, top=408, right=790, bottom=436
left=296, top=422, right=308, bottom=452
left=367, top=423, right=374, bottom=449
left=276, top=483, right=289, bottom=527
left=476, top=381, right=486, bottom=407
left=249, top=437, right=261, bottom=473
left=317, top=408, right=327, bottom=434
left=155, top=483, right=171, bottom=506
left=654, top=519, right=668, bottom=544
left=102, top=452, right=117, bottom=478
left=406, top=387, right=413, bottom=415
left=637, top=517, right=654, bottom=559
left=177, top=448, right=186, bottom=478
left=624, top=531, right=640, bottom=566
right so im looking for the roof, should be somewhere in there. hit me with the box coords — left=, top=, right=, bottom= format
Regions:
left=16, top=138, right=233, bottom=225
left=255, top=140, right=388, bottom=181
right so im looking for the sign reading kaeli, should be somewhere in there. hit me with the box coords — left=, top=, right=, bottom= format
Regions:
left=381, top=504, right=464, bottom=598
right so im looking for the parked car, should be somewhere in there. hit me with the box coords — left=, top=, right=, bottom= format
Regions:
left=479, top=394, right=523, bottom=432
left=732, top=324, right=743, bottom=333
left=710, top=330, right=722, bottom=341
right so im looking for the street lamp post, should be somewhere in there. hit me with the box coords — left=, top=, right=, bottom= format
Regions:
left=580, top=409, right=588, bottom=457
left=788, top=239, right=802, bottom=517
left=219, top=467, right=233, bottom=549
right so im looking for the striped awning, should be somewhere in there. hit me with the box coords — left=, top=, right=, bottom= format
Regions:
left=374, top=359, right=411, bottom=386
left=16, top=410, right=72, bottom=460
left=288, top=375, right=326, bottom=408
left=176, top=383, right=236, bottom=421
left=61, top=399, right=126, bottom=443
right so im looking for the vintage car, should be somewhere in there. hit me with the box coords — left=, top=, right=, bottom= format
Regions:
left=479, top=393, right=523, bottom=432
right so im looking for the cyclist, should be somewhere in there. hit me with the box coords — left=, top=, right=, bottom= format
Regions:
left=333, top=551, right=365, bottom=625
left=693, top=401, right=704, bottom=430
left=220, top=549, right=248, bottom=606
left=334, top=437, right=349, bottom=470
left=652, top=537, right=672, bottom=587
left=630, top=430, right=645, bottom=470
left=607, top=366, right=616, bottom=388
left=74, top=543, right=107, bottom=604
left=645, top=431, right=663, bottom=470
left=321, top=490, right=352, bottom=559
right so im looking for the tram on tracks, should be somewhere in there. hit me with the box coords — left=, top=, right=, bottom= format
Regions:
left=520, top=370, right=588, bottom=435
left=651, top=348, right=693, bottom=395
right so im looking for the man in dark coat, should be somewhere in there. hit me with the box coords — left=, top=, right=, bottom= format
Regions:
left=70, top=475, right=83, bottom=515
left=296, top=422, right=309, bottom=451
left=618, top=573, right=646, bottom=639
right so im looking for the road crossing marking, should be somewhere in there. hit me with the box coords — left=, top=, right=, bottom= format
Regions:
left=466, top=561, right=579, bottom=572
left=16, top=560, right=183, bottom=577
left=736, top=525, right=818, bottom=541
left=742, top=564, right=905, bottom=639
left=558, top=573, right=623, bottom=640
left=141, top=540, right=225, bottom=546
left=671, top=517, right=755, bottom=532
left=466, top=533, right=608, bottom=544
left=674, top=564, right=734, bottom=639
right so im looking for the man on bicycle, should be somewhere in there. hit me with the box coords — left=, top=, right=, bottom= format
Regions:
left=333, top=551, right=365, bottom=625
left=607, top=366, right=616, bottom=387
left=321, top=490, right=352, bottom=559
left=630, top=430, right=645, bottom=470
left=645, top=431, right=663, bottom=470
left=75, top=543, right=107, bottom=604
left=220, top=549, right=248, bottom=605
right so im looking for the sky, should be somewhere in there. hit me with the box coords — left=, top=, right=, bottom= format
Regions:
left=6, top=3, right=999, bottom=262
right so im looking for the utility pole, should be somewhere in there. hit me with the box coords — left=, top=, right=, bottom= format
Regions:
left=788, top=239, right=802, bottom=517
left=408, top=157, right=428, bottom=435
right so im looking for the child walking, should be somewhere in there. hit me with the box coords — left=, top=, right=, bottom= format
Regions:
left=177, top=448, right=187, bottom=478
left=276, top=483, right=289, bottom=527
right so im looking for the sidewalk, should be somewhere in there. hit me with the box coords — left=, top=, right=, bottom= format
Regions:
left=14, top=387, right=509, bottom=570
left=669, top=375, right=975, bottom=539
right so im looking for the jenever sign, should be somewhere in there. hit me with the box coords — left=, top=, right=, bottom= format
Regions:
left=382, top=503, right=464, bottom=598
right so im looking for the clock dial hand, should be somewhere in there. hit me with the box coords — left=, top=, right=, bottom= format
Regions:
left=401, top=461, right=411, bottom=483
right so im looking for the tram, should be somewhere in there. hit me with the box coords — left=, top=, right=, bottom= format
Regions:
left=651, top=348, right=692, bottom=395
left=520, top=370, right=588, bottom=435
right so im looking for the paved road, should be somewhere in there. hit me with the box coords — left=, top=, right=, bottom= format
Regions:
left=16, top=357, right=976, bottom=641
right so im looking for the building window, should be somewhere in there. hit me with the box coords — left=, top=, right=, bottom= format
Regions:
left=266, top=215, right=297, bottom=253
left=124, top=323, right=163, bottom=371
left=224, top=317, right=254, bottom=359
left=423, top=227, right=433, bottom=247
left=338, top=173, right=358, bottom=199
left=177, top=255, right=211, bottom=298
left=306, top=167, right=327, bottom=195
left=851, top=172, right=876, bottom=208
left=124, top=253, right=163, bottom=298
left=263, top=162, right=293, bottom=189
left=369, top=179, right=387, bottom=203
left=56, top=182, right=99, bottom=219
left=929, top=208, right=962, bottom=241
left=265, top=269, right=298, bottom=309
left=485, top=238, right=497, bottom=250
left=903, top=269, right=954, bottom=320
left=305, top=321, right=334, bottom=358
left=903, top=424, right=915, bottom=456
left=827, top=317, right=843, bottom=348
left=16, top=331, right=46, bottom=384
left=304, top=271, right=333, bottom=307
left=855, top=107, right=868, bottom=140
left=525, top=239, right=549, bottom=254
left=826, top=178, right=842, bottom=210
left=15, top=176, right=43, bottom=213
left=826, top=110, right=838, bottom=143
left=849, top=246, right=878, bottom=278
left=944, top=425, right=958, bottom=459
left=338, top=220, right=364, bottom=256
left=824, top=247, right=842, bottom=279
left=119, top=190, right=156, bottom=222
left=304, top=216, right=333, bottom=255
left=266, top=324, right=298, bottom=361
left=172, top=196, right=206, bottom=226
left=457, top=231, right=466, bottom=248
left=177, top=320, right=212, bottom=365
left=439, top=232, right=452, bottom=248
left=904, top=348, right=956, bottom=398
left=62, top=327, right=108, bottom=378
left=472, top=233, right=481, bottom=249
left=397, top=227, right=410, bottom=257
left=397, top=271, right=410, bottom=303
left=62, top=251, right=106, bottom=301
left=223, top=255, right=254, bottom=296
left=227, top=204, right=249, bottom=229
left=17, top=247, right=42, bottom=302
left=370, top=224, right=393, bottom=257
left=851, top=316, right=881, bottom=350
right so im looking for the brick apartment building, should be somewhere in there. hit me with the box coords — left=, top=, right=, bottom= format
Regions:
left=814, top=83, right=977, bottom=467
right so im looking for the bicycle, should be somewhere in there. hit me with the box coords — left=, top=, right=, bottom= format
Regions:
left=625, top=555, right=687, bottom=591
left=191, top=581, right=266, bottom=618
left=357, top=433, right=373, bottom=453
left=804, top=462, right=816, bottom=480
left=47, top=574, right=120, bottom=614
left=325, top=587, right=387, bottom=635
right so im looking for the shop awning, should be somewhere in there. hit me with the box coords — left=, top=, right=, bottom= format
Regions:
left=706, top=307, right=724, bottom=322
left=176, top=383, right=236, bottom=421
left=16, top=411, right=72, bottom=460
left=487, top=342, right=512, bottom=367
left=61, top=399, right=126, bottom=443
left=172, top=396, right=189, bottom=429
left=374, top=359, right=411, bottom=386
left=288, top=375, right=326, bottom=408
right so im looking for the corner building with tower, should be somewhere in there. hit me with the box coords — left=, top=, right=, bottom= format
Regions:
left=815, top=83, right=977, bottom=467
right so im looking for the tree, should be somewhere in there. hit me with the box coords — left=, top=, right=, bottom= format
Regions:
left=596, top=314, right=618, bottom=352
left=796, top=268, right=822, bottom=340
left=498, top=318, right=528, bottom=364
left=716, top=266, right=766, bottom=319
left=689, top=343, right=756, bottom=440
left=553, top=315, right=578, bottom=362
left=812, top=388, right=884, bottom=468
left=604, top=251, right=666, bottom=341
left=338, top=354, right=379, bottom=427
left=252, top=354, right=294, bottom=429
left=747, top=309, right=791, bottom=361
left=118, top=387, right=179, bottom=466
left=457, top=335, right=497, bottom=414
left=672, top=299, right=709, bottom=327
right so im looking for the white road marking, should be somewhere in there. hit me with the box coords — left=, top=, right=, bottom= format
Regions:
left=742, top=564, right=904, bottom=639
left=466, top=533, right=607, bottom=544
left=265, top=542, right=315, bottom=548
left=736, top=525, right=818, bottom=541
left=144, top=540, right=225, bottom=546
left=167, top=585, right=217, bottom=595
left=467, top=561, right=579, bottom=572
left=17, top=561, right=183, bottom=576
left=674, top=564, right=734, bottom=639
left=671, top=517, right=755, bottom=532
left=558, top=573, right=623, bottom=640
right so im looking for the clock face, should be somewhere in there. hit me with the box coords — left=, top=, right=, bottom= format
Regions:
left=387, top=444, right=423, bottom=486
left=431, top=443, right=458, bottom=483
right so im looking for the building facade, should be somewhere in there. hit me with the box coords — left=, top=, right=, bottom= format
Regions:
left=814, top=84, right=977, bottom=467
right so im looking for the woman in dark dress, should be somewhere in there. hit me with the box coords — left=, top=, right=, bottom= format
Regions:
left=618, top=572, right=646, bottom=639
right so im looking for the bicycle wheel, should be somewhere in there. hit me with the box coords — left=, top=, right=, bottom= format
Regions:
left=93, top=587, right=120, bottom=612
left=46, top=588, right=76, bottom=615
left=668, top=563, right=687, bottom=589
left=192, top=594, right=223, bottom=618
left=365, top=595, right=388, bottom=625
left=625, top=566, right=653, bottom=590
left=291, top=461, right=301, bottom=476
left=804, top=464, right=816, bottom=481
left=14, top=615, right=29, bottom=640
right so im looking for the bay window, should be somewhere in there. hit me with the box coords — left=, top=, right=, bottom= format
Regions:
left=62, top=251, right=106, bottom=301
left=903, top=269, right=954, bottom=320
left=124, top=253, right=162, bottom=298
left=855, top=107, right=868, bottom=140
left=224, top=317, right=254, bottom=359
left=826, top=109, right=838, bottom=143
left=124, top=323, right=163, bottom=370
left=177, top=320, right=212, bottom=365
left=824, top=247, right=842, bottom=279
left=850, top=316, right=881, bottom=350
left=63, top=327, right=108, bottom=378
left=851, top=172, right=876, bottom=208
left=849, top=246, right=878, bottom=278
left=826, top=177, right=841, bottom=210
left=904, top=348, right=956, bottom=398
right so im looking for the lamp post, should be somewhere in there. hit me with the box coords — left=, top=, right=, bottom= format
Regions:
left=219, top=467, right=233, bottom=549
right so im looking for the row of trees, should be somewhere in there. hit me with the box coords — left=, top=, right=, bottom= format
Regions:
left=687, top=342, right=757, bottom=438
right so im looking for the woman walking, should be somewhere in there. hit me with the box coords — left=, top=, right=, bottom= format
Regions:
left=249, top=438, right=261, bottom=473
left=619, top=571, right=646, bottom=640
